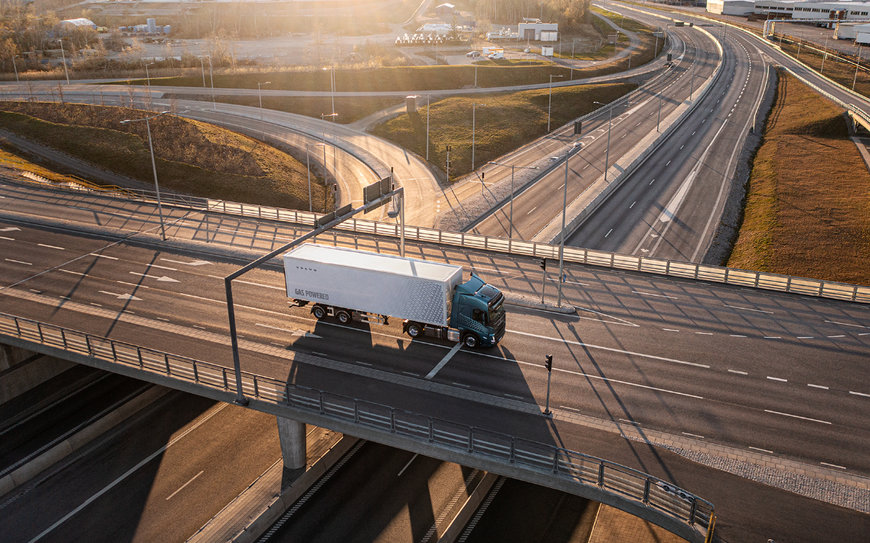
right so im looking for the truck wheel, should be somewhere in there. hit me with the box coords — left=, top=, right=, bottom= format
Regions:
left=462, top=332, right=479, bottom=349
left=312, top=305, right=327, bottom=320
left=406, top=322, right=423, bottom=338
left=336, top=310, right=351, bottom=324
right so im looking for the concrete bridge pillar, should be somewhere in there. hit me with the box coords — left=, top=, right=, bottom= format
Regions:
left=276, top=416, right=306, bottom=470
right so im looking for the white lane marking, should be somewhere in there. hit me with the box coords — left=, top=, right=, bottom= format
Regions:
left=821, top=462, right=847, bottom=470
left=426, top=341, right=464, bottom=379
left=90, top=253, right=118, bottom=260
left=208, top=275, right=283, bottom=290
left=825, top=320, right=868, bottom=328
left=5, top=259, right=32, bottom=265
left=129, top=272, right=179, bottom=283
left=29, top=403, right=227, bottom=541
left=763, top=336, right=781, bottom=340
left=827, top=335, right=845, bottom=338
left=90, top=303, right=102, bottom=308
left=508, top=330, right=710, bottom=369
left=797, top=336, right=814, bottom=339
left=560, top=405, right=581, bottom=412
left=452, top=382, right=471, bottom=388
left=98, top=291, right=142, bottom=301
left=163, top=259, right=211, bottom=266
left=665, top=160, right=671, bottom=166
left=193, top=325, right=206, bottom=330
left=632, top=290, right=678, bottom=299
left=255, top=323, right=321, bottom=339
left=504, top=393, right=525, bottom=400
left=526, top=206, right=537, bottom=215
left=157, top=317, right=170, bottom=322
left=682, top=432, right=705, bottom=439
left=766, top=376, right=787, bottom=382
left=749, top=446, right=773, bottom=454
left=605, top=229, right=613, bottom=238
left=649, top=178, right=655, bottom=185
left=807, top=384, right=829, bottom=390
left=629, top=201, right=636, bottom=209
left=695, top=332, right=713, bottom=336
left=728, top=369, right=748, bottom=375
left=663, top=328, right=680, bottom=332
left=166, top=470, right=204, bottom=501
left=764, top=410, right=831, bottom=425
left=0, top=226, right=21, bottom=232
left=729, top=334, right=747, bottom=338
left=356, top=361, right=373, bottom=366
left=397, top=453, right=419, bottom=477
left=619, top=418, right=640, bottom=425
left=401, top=371, right=419, bottom=377
left=849, top=391, right=870, bottom=398
left=562, top=367, right=703, bottom=399
left=0, top=236, right=14, bottom=241
left=723, top=304, right=773, bottom=314
left=143, top=264, right=177, bottom=271
left=37, top=244, right=65, bottom=250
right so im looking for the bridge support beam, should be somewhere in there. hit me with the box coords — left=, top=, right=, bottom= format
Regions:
left=276, top=416, right=306, bottom=470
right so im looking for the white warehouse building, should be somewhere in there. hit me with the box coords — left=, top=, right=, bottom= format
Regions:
left=709, top=0, right=870, bottom=20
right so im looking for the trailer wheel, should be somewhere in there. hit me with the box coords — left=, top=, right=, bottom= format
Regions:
left=406, top=322, right=424, bottom=338
left=462, top=332, right=479, bottom=349
left=312, top=305, right=327, bottom=320
left=336, top=310, right=351, bottom=324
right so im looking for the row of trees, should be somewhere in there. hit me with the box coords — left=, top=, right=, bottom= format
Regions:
left=470, top=0, right=592, bottom=32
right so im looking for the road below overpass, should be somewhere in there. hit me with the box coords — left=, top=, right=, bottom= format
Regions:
left=0, top=182, right=868, bottom=541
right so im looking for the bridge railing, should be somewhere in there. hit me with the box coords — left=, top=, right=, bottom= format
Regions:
left=12, top=175, right=869, bottom=304
left=0, top=311, right=714, bottom=540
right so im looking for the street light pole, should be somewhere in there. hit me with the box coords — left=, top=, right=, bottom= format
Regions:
left=306, top=144, right=313, bottom=212
left=594, top=101, right=613, bottom=182
left=821, top=36, right=829, bottom=73
left=59, top=39, right=70, bottom=84
left=425, top=94, right=430, bottom=162
left=257, top=80, right=271, bottom=121
left=471, top=102, right=485, bottom=171
left=557, top=146, right=572, bottom=307
left=199, top=56, right=206, bottom=87
left=120, top=111, right=171, bottom=241
left=547, top=74, right=564, bottom=132
left=487, top=160, right=538, bottom=240
left=208, top=55, right=215, bottom=110
left=657, top=90, right=663, bottom=132
left=11, top=55, right=18, bottom=83
left=854, top=45, right=863, bottom=90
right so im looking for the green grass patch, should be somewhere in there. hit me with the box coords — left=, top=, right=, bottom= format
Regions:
left=371, top=82, right=636, bottom=181
left=0, top=102, right=333, bottom=211
left=727, top=71, right=870, bottom=284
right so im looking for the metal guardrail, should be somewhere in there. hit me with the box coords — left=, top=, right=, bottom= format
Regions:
left=0, top=311, right=715, bottom=540
left=10, top=176, right=870, bottom=304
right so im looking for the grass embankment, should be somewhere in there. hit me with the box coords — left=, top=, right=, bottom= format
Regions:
left=583, top=7, right=664, bottom=68
left=0, top=102, right=333, bottom=211
left=371, top=82, right=636, bottom=181
left=727, top=71, right=870, bottom=284
left=0, top=146, right=84, bottom=185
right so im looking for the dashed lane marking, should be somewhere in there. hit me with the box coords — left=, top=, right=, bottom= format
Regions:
left=728, top=369, right=748, bottom=375
left=764, top=409, right=831, bottom=425
left=808, top=384, right=829, bottom=390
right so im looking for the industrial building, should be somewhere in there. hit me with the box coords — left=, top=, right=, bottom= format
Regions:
left=708, top=0, right=870, bottom=20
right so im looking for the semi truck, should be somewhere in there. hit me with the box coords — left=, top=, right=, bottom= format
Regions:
left=283, top=244, right=506, bottom=348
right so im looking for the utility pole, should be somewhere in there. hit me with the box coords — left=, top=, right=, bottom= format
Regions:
left=425, top=94, right=430, bottom=161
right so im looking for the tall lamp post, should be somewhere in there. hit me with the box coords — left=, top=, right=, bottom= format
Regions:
left=487, top=160, right=538, bottom=240
left=120, top=111, right=171, bottom=240
left=593, top=101, right=613, bottom=182
left=557, top=144, right=582, bottom=307
left=425, top=94, right=431, bottom=162
left=853, top=44, right=863, bottom=90
left=471, top=102, right=485, bottom=171
left=11, top=55, right=19, bottom=83
left=59, top=39, right=70, bottom=84
left=547, top=74, right=564, bottom=132
left=257, top=80, right=271, bottom=120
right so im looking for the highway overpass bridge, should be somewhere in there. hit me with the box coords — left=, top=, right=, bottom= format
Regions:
left=1, top=178, right=869, bottom=542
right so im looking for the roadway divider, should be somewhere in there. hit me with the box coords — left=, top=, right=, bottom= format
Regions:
left=0, top=385, right=169, bottom=496
left=535, top=21, right=726, bottom=244
left=438, top=472, right=500, bottom=543
left=188, top=435, right=359, bottom=543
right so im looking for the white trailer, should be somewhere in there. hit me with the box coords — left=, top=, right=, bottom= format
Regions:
left=284, top=244, right=462, bottom=327
left=283, top=244, right=507, bottom=348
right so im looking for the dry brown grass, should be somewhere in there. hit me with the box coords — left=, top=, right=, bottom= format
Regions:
left=727, top=71, right=870, bottom=285
left=0, top=102, right=333, bottom=211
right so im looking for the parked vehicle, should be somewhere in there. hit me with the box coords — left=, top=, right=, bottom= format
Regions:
left=283, top=244, right=506, bottom=348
